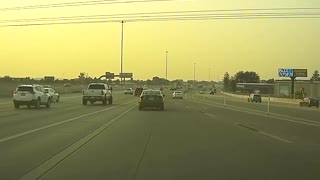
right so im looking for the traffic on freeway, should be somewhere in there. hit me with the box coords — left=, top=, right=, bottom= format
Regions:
left=1, top=87, right=320, bottom=180
left=2, top=0, right=320, bottom=179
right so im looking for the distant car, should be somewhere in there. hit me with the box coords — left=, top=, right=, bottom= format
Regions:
left=135, top=87, right=144, bottom=96
left=43, top=88, right=60, bottom=102
left=124, top=88, right=133, bottom=95
left=172, top=91, right=183, bottom=99
left=63, top=83, right=72, bottom=87
left=170, top=87, right=177, bottom=90
left=299, top=97, right=319, bottom=108
left=13, top=85, right=52, bottom=109
left=139, top=90, right=165, bottom=111
left=248, top=94, right=262, bottom=103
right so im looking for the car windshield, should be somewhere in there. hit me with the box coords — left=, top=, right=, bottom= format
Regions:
left=142, top=90, right=161, bottom=96
left=88, top=85, right=105, bottom=89
left=17, top=86, right=33, bottom=92
left=43, top=89, right=50, bottom=93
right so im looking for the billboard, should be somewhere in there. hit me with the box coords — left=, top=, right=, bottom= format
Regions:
left=120, top=73, right=133, bottom=78
left=293, top=69, right=307, bottom=77
left=278, top=68, right=307, bottom=77
left=278, top=68, right=294, bottom=77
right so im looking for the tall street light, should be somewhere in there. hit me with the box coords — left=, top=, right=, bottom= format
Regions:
left=120, top=21, right=125, bottom=86
left=193, top=62, right=196, bottom=81
left=166, top=51, right=168, bottom=81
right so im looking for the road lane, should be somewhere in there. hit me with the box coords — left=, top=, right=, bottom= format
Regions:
left=0, top=93, right=137, bottom=139
left=38, top=96, right=320, bottom=180
left=0, top=95, right=137, bottom=180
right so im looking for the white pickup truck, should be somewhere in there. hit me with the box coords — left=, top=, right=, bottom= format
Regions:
left=82, top=83, right=113, bottom=105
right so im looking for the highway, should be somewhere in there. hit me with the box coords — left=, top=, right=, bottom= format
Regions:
left=0, top=91, right=320, bottom=180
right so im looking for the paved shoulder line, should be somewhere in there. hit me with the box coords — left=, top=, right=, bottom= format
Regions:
left=0, top=99, right=137, bottom=144
left=187, top=98, right=320, bottom=127
left=18, top=104, right=137, bottom=180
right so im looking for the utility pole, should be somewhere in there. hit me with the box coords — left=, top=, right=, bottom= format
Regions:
left=194, top=63, right=196, bottom=81
left=120, top=21, right=125, bottom=87
left=209, top=68, right=211, bottom=82
left=166, top=51, right=168, bottom=81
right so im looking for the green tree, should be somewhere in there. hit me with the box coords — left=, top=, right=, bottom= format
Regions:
left=233, top=71, right=260, bottom=83
left=223, top=72, right=231, bottom=91
left=311, top=70, right=320, bottom=81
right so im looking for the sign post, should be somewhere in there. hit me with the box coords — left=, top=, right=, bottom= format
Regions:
left=278, top=68, right=307, bottom=99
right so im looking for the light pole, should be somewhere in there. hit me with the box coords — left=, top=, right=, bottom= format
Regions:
left=166, top=51, right=168, bottom=81
left=120, top=21, right=125, bottom=87
left=209, top=68, right=211, bottom=82
left=193, top=63, right=196, bottom=81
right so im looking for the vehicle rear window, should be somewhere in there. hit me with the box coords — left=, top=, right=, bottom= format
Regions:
left=88, top=85, right=105, bottom=89
left=254, top=95, right=261, bottom=97
left=175, top=91, right=182, bottom=94
left=17, top=87, right=33, bottom=92
left=126, top=88, right=132, bottom=90
left=44, top=89, right=49, bottom=93
left=143, top=91, right=161, bottom=96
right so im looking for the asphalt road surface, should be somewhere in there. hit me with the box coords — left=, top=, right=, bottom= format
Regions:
left=0, top=91, right=320, bottom=180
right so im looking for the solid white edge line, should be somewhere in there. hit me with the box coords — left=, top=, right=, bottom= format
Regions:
left=258, top=131, right=292, bottom=144
left=188, top=99, right=320, bottom=127
left=18, top=104, right=137, bottom=180
left=0, top=99, right=137, bottom=144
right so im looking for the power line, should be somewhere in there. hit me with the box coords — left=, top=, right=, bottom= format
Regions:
left=3, top=12, right=320, bottom=23
left=1, top=15, right=320, bottom=28
left=0, top=0, right=172, bottom=11
left=1, top=7, right=320, bottom=27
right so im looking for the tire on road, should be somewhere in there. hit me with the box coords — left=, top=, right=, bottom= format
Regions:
left=108, top=96, right=113, bottom=105
left=46, top=98, right=51, bottom=108
left=35, top=99, right=41, bottom=109
left=82, top=99, right=87, bottom=105
left=14, top=103, right=19, bottom=109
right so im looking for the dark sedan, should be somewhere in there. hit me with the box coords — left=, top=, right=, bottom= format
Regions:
left=299, top=97, right=319, bottom=108
left=139, top=90, right=165, bottom=111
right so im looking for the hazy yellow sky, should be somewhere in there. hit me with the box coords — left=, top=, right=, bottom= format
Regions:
left=1, top=0, right=320, bottom=81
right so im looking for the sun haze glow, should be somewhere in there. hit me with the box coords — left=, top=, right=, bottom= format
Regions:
left=1, top=0, right=320, bottom=81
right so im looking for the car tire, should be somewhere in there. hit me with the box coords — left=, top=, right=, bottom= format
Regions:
left=56, top=96, right=60, bottom=102
left=299, top=102, right=302, bottom=107
left=139, top=106, right=143, bottom=111
left=102, top=98, right=107, bottom=105
left=108, top=96, right=113, bottom=105
left=35, top=99, right=41, bottom=109
left=46, top=98, right=51, bottom=108
left=14, top=103, right=19, bottom=109
left=82, top=99, right=87, bottom=105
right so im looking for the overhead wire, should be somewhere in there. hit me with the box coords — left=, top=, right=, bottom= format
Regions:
left=1, top=7, right=320, bottom=27
left=0, top=0, right=172, bottom=11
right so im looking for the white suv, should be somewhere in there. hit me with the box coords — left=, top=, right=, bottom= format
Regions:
left=172, top=91, right=184, bottom=99
left=13, top=85, right=52, bottom=109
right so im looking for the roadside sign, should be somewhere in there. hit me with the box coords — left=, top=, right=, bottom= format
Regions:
left=120, top=73, right=133, bottom=78
left=293, top=69, right=307, bottom=77
left=278, top=68, right=294, bottom=77
left=106, top=72, right=115, bottom=79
